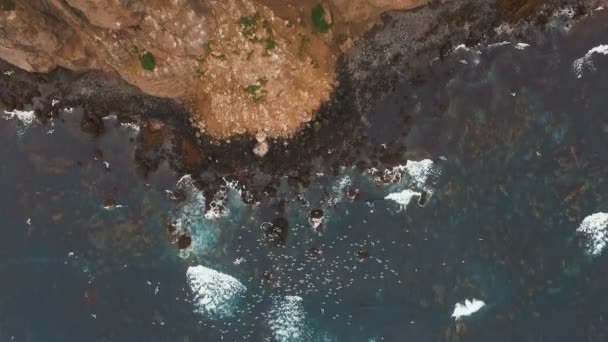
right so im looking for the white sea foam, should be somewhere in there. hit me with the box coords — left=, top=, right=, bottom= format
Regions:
left=3, top=109, right=36, bottom=135
left=451, top=299, right=486, bottom=319
left=558, top=7, right=576, bottom=18
left=177, top=174, right=192, bottom=187
left=576, top=212, right=608, bottom=256
left=572, top=44, right=608, bottom=78
left=186, top=265, right=246, bottom=319
left=403, top=159, right=435, bottom=188
left=371, top=159, right=436, bottom=187
left=120, top=122, right=140, bottom=133
left=172, top=175, right=219, bottom=258
left=453, top=44, right=481, bottom=65
left=267, top=296, right=310, bottom=342
left=487, top=41, right=511, bottom=49
left=204, top=178, right=243, bottom=220
left=515, top=42, right=531, bottom=50
left=103, top=204, right=126, bottom=210
left=385, top=189, right=421, bottom=209
left=204, top=193, right=229, bottom=220
left=326, top=174, right=353, bottom=206
left=377, top=159, right=439, bottom=210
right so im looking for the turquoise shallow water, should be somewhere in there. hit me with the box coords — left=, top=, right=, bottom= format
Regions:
left=1, top=10, right=608, bottom=342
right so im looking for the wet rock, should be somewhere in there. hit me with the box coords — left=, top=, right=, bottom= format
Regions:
left=180, top=138, right=202, bottom=168
left=356, top=160, right=369, bottom=171
left=93, top=149, right=104, bottom=161
left=146, top=119, right=163, bottom=132
left=166, top=223, right=177, bottom=234
left=418, top=190, right=429, bottom=207
left=345, top=186, right=360, bottom=201
left=80, top=113, right=104, bottom=135
left=309, top=209, right=324, bottom=219
left=102, top=197, right=116, bottom=208
left=287, top=175, right=303, bottom=188
left=84, top=286, right=97, bottom=306
left=177, top=234, right=192, bottom=249
left=134, top=135, right=163, bottom=177
left=241, top=190, right=260, bottom=205
left=263, top=185, right=277, bottom=197
left=356, top=248, right=369, bottom=260
left=253, top=133, right=269, bottom=157
left=266, top=217, right=289, bottom=246
left=172, top=189, right=187, bottom=203
left=1, top=95, right=15, bottom=111
left=253, top=140, right=269, bottom=158
left=308, top=209, right=325, bottom=232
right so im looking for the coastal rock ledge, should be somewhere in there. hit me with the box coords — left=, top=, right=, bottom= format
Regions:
left=0, top=0, right=426, bottom=138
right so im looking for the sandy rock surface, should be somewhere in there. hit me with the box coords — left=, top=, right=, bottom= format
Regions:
left=0, top=0, right=426, bottom=138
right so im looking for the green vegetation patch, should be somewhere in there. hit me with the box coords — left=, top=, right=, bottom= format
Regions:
left=244, top=77, right=269, bottom=102
left=244, top=84, right=261, bottom=94
left=1, top=0, right=15, bottom=11
left=238, top=12, right=261, bottom=38
left=139, top=52, right=156, bottom=71
left=265, top=37, right=276, bottom=51
left=311, top=3, right=330, bottom=33
left=239, top=12, right=277, bottom=54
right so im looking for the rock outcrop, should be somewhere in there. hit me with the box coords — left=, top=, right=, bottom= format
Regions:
left=0, top=0, right=426, bottom=138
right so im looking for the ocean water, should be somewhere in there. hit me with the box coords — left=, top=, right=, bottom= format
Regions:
left=1, top=9, right=608, bottom=342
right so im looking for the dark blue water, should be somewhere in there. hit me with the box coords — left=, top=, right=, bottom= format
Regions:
left=1, top=10, right=608, bottom=342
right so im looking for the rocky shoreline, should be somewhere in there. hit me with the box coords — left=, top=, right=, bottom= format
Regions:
left=0, top=0, right=602, bottom=207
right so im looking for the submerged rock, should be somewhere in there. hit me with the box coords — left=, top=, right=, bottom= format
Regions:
left=265, top=217, right=290, bottom=246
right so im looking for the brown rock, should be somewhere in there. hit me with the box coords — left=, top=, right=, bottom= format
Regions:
left=0, top=0, right=427, bottom=138
left=1, top=95, right=15, bottom=112
left=177, top=234, right=192, bottom=249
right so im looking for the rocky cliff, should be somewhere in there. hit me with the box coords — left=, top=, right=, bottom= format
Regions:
left=0, top=0, right=426, bottom=138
